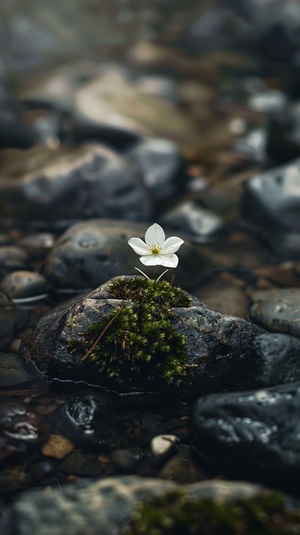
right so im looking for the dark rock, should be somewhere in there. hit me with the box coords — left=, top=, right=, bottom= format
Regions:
left=0, top=144, right=153, bottom=228
left=44, top=219, right=207, bottom=291
left=254, top=331, right=300, bottom=385
left=159, top=201, right=224, bottom=243
left=241, top=159, right=300, bottom=258
left=125, top=138, right=186, bottom=203
left=250, top=288, right=300, bottom=336
left=0, top=271, right=49, bottom=302
left=20, top=277, right=265, bottom=402
left=192, top=381, right=300, bottom=493
left=266, top=104, right=300, bottom=164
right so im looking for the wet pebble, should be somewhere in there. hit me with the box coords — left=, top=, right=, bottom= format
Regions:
left=241, top=159, right=300, bottom=258
left=250, top=288, right=300, bottom=336
left=0, top=246, right=28, bottom=269
left=41, top=434, right=74, bottom=459
left=150, top=434, right=178, bottom=465
left=159, top=201, right=224, bottom=242
left=159, top=449, right=206, bottom=484
left=110, top=449, right=142, bottom=473
left=125, top=138, right=185, bottom=203
left=0, top=271, right=49, bottom=302
left=17, top=233, right=56, bottom=261
left=44, top=220, right=147, bottom=290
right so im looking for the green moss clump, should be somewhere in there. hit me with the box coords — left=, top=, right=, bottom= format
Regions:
left=69, top=277, right=192, bottom=387
left=122, top=489, right=300, bottom=535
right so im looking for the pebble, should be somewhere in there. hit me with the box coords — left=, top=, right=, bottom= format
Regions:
left=41, top=434, right=74, bottom=459
left=250, top=288, right=300, bottom=336
left=159, top=201, right=224, bottom=242
left=126, top=138, right=185, bottom=203
left=159, top=450, right=206, bottom=484
left=110, top=450, right=142, bottom=473
left=241, top=158, right=300, bottom=257
left=17, top=233, right=56, bottom=261
left=0, top=246, right=28, bottom=269
left=0, top=271, right=49, bottom=302
left=150, top=434, right=178, bottom=464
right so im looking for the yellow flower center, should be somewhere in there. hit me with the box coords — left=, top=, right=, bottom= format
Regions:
left=149, top=245, right=162, bottom=255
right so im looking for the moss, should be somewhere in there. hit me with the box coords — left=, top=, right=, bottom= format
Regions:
left=122, top=489, right=300, bottom=535
left=69, top=277, right=192, bottom=388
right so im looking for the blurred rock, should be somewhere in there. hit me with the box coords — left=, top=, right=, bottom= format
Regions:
left=250, top=288, right=300, bottom=336
left=125, top=138, right=186, bottom=203
left=159, top=201, right=224, bottom=243
left=241, top=159, right=300, bottom=258
left=0, top=271, right=49, bottom=302
left=193, top=380, right=300, bottom=493
left=0, top=144, right=153, bottom=228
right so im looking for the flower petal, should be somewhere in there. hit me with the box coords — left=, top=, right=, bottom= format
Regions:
left=158, top=254, right=179, bottom=268
left=145, top=223, right=165, bottom=246
left=128, top=237, right=149, bottom=255
left=162, top=236, right=184, bottom=254
left=140, top=255, right=163, bottom=266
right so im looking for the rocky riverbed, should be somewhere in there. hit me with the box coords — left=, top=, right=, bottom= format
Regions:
left=2, top=0, right=300, bottom=533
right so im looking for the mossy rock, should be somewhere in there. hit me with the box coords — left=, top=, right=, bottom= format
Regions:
left=123, top=487, right=300, bottom=535
left=21, top=276, right=265, bottom=403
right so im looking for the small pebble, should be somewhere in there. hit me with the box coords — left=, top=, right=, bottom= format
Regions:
left=150, top=434, right=178, bottom=464
left=0, top=271, right=49, bottom=301
left=42, top=434, right=75, bottom=459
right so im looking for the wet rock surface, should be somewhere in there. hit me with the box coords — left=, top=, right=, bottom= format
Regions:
left=250, top=288, right=300, bottom=336
left=241, top=159, right=300, bottom=258
left=193, top=381, right=300, bottom=494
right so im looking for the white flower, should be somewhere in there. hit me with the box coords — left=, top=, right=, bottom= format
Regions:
left=128, top=223, right=184, bottom=268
